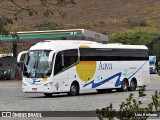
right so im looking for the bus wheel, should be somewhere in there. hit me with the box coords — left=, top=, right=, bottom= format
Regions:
left=44, top=93, right=53, bottom=97
left=117, top=79, right=128, bottom=92
left=68, top=82, right=79, bottom=96
left=128, top=79, right=137, bottom=91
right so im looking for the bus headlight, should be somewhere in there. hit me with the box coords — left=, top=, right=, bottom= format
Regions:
left=43, top=82, right=53, bottom=86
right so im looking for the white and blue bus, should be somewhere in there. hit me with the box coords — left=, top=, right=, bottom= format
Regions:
left=17, top=40, right=150, bottom=97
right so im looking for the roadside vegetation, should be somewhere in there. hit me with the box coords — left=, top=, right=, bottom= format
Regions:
left=109, top=27, right=160, bottom=62
left=36, top=21, right=64, bottom=31
left=96, top=86, right=160, bottom=120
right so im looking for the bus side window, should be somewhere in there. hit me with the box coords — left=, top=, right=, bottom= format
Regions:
left=63, top=49, right=78, bottom=67
left=54, top=52, right=64, bottom=75
left=54, top=49, right=78, bottom=75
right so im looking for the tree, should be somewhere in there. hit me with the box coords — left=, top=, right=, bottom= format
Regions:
left=109, top=27, right=160, bottom=62
left=0, top=0, right=76, bottom=36
left=0, top=0, right=76, bottom=57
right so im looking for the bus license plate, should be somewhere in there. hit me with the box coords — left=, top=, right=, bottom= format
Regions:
left=32, top=88, right=37, bottom=91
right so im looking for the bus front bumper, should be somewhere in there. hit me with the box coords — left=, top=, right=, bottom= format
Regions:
left=22, top=84, right=55, bottom=93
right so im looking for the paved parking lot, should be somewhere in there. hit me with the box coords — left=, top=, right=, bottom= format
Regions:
left=0, top=74, right=160, bottom=119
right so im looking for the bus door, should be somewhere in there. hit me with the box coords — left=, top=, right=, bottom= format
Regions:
left=53, top=49, right=79, bottom=91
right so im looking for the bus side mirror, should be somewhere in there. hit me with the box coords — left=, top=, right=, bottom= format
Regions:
left=48, top=51, right=55, bottom=62
left=17, top=51, right=28, bottom=63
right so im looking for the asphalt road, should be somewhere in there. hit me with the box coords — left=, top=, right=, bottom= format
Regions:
left=0, top=74, right=160, bottom=120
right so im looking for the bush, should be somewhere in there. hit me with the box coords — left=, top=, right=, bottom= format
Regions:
left=37, top=21, right=64, bottom=30
left=96, top=86, right=160, bottom=120
left=127, top=18, right=147, bottom=27
left=109, top=27, right=160, bottom=61
left=138, top=19, right=147, bottom=27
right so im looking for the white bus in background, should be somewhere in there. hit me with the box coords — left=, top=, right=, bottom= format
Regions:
left=17, top=40, right=150, bottom=97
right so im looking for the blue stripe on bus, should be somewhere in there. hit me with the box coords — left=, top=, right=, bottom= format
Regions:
left=83, top=61, right=147, bottom=88
left=83, top=72, right=122, bottom=88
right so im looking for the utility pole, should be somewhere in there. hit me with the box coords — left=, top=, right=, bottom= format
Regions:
left=12, top=39, right=17, bottom=58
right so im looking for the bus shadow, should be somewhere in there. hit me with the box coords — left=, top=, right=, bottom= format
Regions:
left=27, top=90, right=139, bottom=98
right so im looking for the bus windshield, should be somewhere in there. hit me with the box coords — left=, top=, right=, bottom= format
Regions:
left=23, top=50, right=53, bottom=78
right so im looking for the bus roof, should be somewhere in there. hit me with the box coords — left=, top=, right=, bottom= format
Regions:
left=30, top=40, right=148, bottom=51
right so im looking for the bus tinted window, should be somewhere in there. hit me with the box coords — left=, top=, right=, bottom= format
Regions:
left=80, top=48, right=148, bottom=61
left=54, top=49, right=78, bottom=75
left=54, top=51, right=63, bottom=75
left=63, top=49, right=78, bottom=67
left=80, top=48, right=98, bottom=61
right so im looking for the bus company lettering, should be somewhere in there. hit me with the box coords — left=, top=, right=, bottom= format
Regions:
left=98, top=61, right=112, bottom=70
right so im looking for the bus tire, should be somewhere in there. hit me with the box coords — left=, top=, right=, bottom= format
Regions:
left=116, top=79, right=128, bottom=92
left=68, top=82, right=79, bottom=96
left=44, top=93, right=53, bottom=97
left=128, top=79, right=137, bottom=91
